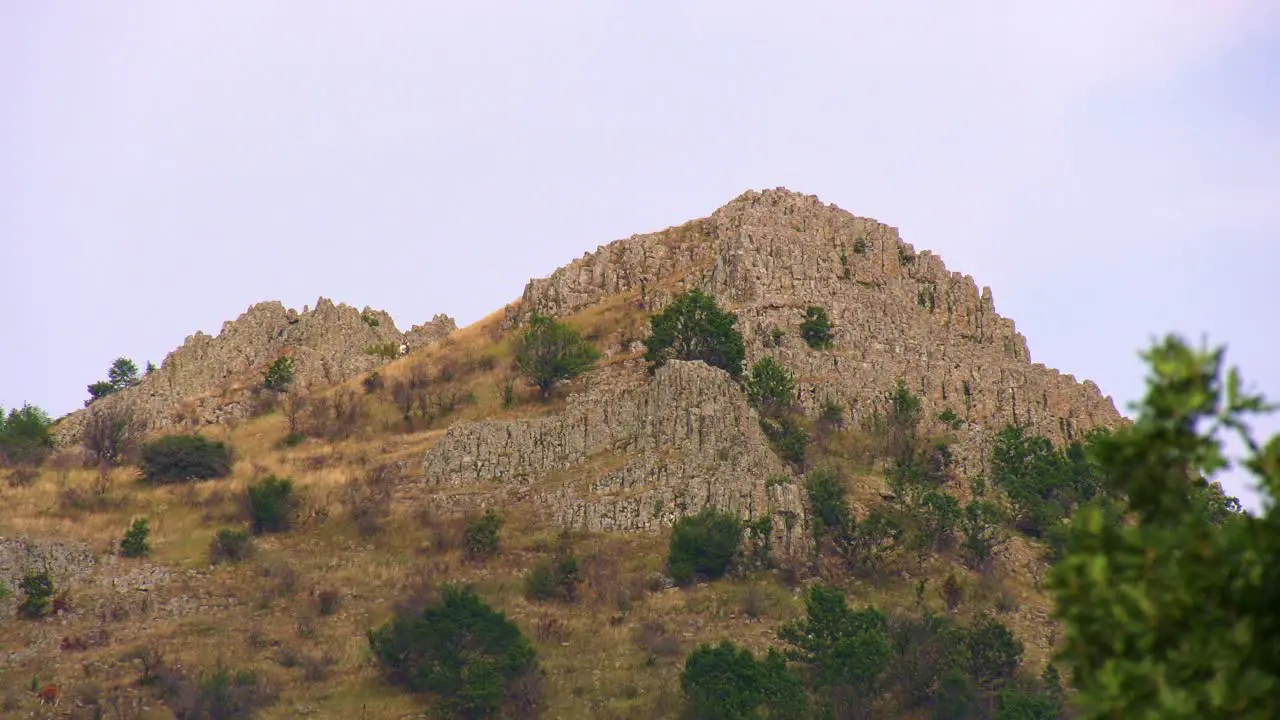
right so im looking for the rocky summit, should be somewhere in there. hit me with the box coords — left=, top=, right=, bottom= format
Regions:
left=511, top=188, right=1121, bottom=472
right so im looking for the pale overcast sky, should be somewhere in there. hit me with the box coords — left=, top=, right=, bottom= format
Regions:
left=2, top=2, right=1277, bottom=510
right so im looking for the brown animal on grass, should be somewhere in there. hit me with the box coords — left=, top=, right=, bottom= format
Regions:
left=35, top=683, right=61, bottom=708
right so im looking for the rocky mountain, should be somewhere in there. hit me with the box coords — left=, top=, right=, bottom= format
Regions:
left=506, top=187, right=1121, bottom=475
left=3, top=187, right=1133, bottom=718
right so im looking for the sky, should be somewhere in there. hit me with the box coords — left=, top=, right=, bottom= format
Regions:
left=2, top=2, right=1277, bottom=510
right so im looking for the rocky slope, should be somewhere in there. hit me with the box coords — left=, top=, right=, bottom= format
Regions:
left=417, top=360, right=811, bottom=561
left=53, top=298, right=456, bottom=447
left=506, top=188, right=1123, bottom=475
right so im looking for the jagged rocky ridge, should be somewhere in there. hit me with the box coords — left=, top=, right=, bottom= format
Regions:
left=54, top=298, right=457, bottom=446
left=504, top=188, right=1123, bottom=477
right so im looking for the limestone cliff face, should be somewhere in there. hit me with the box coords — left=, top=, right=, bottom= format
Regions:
left=507, top=188, right=1123, bottom=475
left=418, top=360, right=810, bottom=559
left=54, top=299, right=457, bottom=446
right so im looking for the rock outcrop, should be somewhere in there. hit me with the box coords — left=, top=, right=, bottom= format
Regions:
left=54, top=298, right=456, bottom=446
left=404, top=313, right=459, bottom=349
left=507, top=188, right=1123, bottom=474
left=418, top=360, right=810, bottom=560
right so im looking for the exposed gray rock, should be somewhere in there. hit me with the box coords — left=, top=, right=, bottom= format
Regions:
left=53, top=299, right=457, bottom=447
left=418, top=360, right=810, bottom=560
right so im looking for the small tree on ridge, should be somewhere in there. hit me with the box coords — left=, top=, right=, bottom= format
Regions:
left=643, top=289, right=746, bottom=379
left=514, top=314, right=601, bottom=399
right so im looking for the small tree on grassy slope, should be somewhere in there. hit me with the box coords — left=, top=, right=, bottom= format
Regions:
left=368, top=584, right=541, bottom=718
left=0, top=403, right=54, bottom=466
left=514, top=314, right=601, bottom=399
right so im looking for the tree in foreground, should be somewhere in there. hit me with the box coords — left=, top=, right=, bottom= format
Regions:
left=514, top=314, right=601, bottom=398
left=1048, top=335, right=1275, bottom=719
left=368, top=584, right=541, bottom=719
left=643, top=289, right=746, bottom=378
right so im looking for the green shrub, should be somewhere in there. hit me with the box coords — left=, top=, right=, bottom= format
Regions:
left=761, top=412, right=809, bottom=467
left=210, top=528, right=254, bottom=564
left=994, top=686, right=1061, bottom=720
left=499, top=378, right=517, bottom=408
left=121, top=518, right=150, bottom=558
left=885, top=613, right=971, bottom=714
left=800, top=306, right=834, bottom=349
left=681, top=641, right=807, bottom=720
left=281, top=431, right=306, bottom=448
left=746, top=357, right=796, bottom=411
left=0, top=580, right=9, bottom=603
left=17, top=571, right=54, bottom=618
left=936, top=668, right=979, bottom=720
left=805, top=467, right=852, bottom=540
left=368, top=584, right=541, bottom=719
left=643, top=289, right=746, bottom=378
left=156, top=665, right=277, bottom=720
left=139, top=434, right=232, bottom=484
left=524, top=555, right=581, bottom=602
left=818, top=396, right=845, bottom=429
left=361, top=312, right=380, bottom=328
left=668, top=508, right=742, bottom=585
left=0, top=403, right=54, bottom=466
left=769, top=327, right=786, bottom=347
left=514, top=314, right=601, bottom=398
left=938, top=408, right=963, bottom=430
left=247, top=475, right=297, bottom=534
left=853, top=238, right=868, bottom=255
left=966, top=617, right=1023, bottom=690
left=262, top=356, right=295, bottom=392
left=87, top=380, right=117, bottom=403
left=780, top=586, right=891, bottom=715
left=316, top=588, right=342, bottom=616
left=960, top=501, right=1005, bottom=570
left=915, top=491, right=961, bottom=552
left=465, top=510, right=503, bottom=560
left=845, top=505, right=905, bottom=575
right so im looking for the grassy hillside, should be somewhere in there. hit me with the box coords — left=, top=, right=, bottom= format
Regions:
left=1, top=292, right=1068, bottom=719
